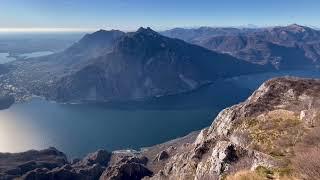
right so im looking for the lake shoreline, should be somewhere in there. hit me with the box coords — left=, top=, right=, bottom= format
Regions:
left=2, top=70, right=320, bottom=158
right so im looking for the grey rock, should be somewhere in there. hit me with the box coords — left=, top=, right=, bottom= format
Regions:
left=154, top=151, right=169, bottom=162
left=0, top=147, right=68, bottom=178
left=100, top=163, right=152, bottom=180
left=76, top=149, right=112, bottom=166
left=100, top=154, right=152, bottom=180
left=148, top=77, right=320, bottom=179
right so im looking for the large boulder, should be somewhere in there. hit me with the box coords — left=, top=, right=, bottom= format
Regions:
left=74, top=149, right=112, bottom=167
left=100, top=155, right=152, bottom=180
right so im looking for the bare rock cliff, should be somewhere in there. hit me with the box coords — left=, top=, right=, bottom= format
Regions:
left=144, top=77, right=320, bottom=180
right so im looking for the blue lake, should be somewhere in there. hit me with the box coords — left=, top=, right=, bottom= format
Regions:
left=0, top=70, right=320, bottom=158
left=19, top=51, right=53, bottom=58
left=0, top=51, right=54, bottom=64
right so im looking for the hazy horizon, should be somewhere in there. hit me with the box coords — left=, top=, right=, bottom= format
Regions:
left=1, top=0, right=320, bottom=32
left=0, top=23, right=319, bottom=34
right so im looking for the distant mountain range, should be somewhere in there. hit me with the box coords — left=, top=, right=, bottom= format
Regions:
left=1, top=27, right=269, bottom=103
left=162, top=24, right=320, bottom=69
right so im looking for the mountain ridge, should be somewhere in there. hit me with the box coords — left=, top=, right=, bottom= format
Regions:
left=0, top=27, right=271, bottom=103
left=162, top=24, right=320, bottom=69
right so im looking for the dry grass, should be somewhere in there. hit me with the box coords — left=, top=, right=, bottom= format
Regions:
left=248, top=110, right=320, bottom=180
left=230, top=109, right=320, bottom=180
left=292, top=126, right=320, bottom=180
left=225, top=170, right=265, bottom=180
left=237, top=110, right=303, bottom=157
left=225, top=167, right=298, bottom=180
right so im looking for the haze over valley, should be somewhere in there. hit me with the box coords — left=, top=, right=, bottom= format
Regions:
left=1, top=0, right=320, bottom=179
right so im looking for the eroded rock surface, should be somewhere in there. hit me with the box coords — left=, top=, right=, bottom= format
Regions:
left=145, top=77, right=320, bottom=180
left=100, top=154, right=152, bottom=180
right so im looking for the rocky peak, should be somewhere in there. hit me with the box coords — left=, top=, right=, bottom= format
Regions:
left=136, top=27, right=158, bottom=35
left=130, top=27, right=162, bottom=41
left=112, top=27, right=169, bottom=56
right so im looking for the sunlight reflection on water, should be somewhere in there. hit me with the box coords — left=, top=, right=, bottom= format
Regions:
left=0, top=110, right=47, bottom=152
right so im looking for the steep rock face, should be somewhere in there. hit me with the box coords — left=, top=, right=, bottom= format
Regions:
left=145, top=77, right=320, bottom=180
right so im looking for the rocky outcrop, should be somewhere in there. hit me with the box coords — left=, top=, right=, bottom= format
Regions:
left=0, top=148, right=153, bottom=180
left=0, top=147, right=68, bottom=179
left=153, top=151, right=169, bottom=162
left=145, top=77, right=320, bottom=180
left=20, top=149, right=111, bottom=180
left=100, top=154, right=152, bottom=180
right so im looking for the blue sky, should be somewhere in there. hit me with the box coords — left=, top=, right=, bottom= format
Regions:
left=0, top=0, right=319, bottom=31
